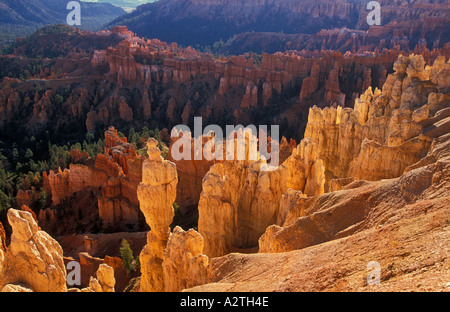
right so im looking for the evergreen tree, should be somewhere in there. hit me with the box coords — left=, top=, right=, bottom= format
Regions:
left=120, top=239, right=137, bottom=274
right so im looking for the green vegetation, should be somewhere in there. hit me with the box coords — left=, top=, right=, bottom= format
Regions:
left=134, top=55, right=164, bottom=66
left=170, top=202, right=183, bottom=231
left=0, top=123, right=166, bottom=228
left=0, top=131, right=105, bottom=221
left=120, top=239, right=140, bottom=275
left=127, top=126, right=168, bottom=159
left=0, top=57, right=43, bottom=81
left=33, top=25, right=77, bottom=37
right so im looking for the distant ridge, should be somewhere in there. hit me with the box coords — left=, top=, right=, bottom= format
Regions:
left=108, top=0, right=450, bottom=52
left=0, top=0, right=126, bottom=45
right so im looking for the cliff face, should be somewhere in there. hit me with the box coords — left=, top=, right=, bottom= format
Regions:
left=167, top=130, right=296, bottom=222
left=109, top=0, right=358, bottom=47
left=197, top=130, right=291, bottom=257
left=167, top=132, right=217, bottom=216
left=46, top=164, right=108, bottom=207
left=3, top=25, right=430, bottom=143
left=258, top=54, right=450, bottom=254
left=98, top=127, right=145, bottom=231
left=99, top=32, right=412, bottom=138
left=302, top=54, right=448, bottom=191
left=218, top=20, right=450, bottom=55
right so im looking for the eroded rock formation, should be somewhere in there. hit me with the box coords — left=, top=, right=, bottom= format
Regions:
left=258, top=54, right=450, bottom=254
left=137, top=138, right=177, bottom=292
left=196, top=54, right=447, bottom=264
left=302, top=54, right=448, bottom=191
left=162, top=226, right=209, bottom=292
left=188, top=59, right=450, bottom=291
left=197, top=130, right=292, bottom=257
left=137, top=138, right=210, bottom=292
left=167, top=131, right=217, bottom=216
left=0, top=209, right=67, bottom=292
left=88, top=263, right=116, bottom=292
left=98, top=127, right=145, bottom=231
left=40, top=126, right=145, bottom=233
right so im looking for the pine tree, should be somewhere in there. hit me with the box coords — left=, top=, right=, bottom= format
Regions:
left=120, top=239, right=136, bottom=274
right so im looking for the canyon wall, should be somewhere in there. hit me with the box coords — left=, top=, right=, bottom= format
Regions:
left=167, top=132, right=217, bottom=216
left=41, top=126, right=145, bottom=233
left=186, top=54, right=449, bottom=292
left=88, top=36, right=434, bottom=141
left=110, top=0, right=450, bottom=51
left=197, top=130, right=292, bottom=257
left=1, top=26, right=424, bottom=144
left=98, top=127, right=145, bottom=231
left=303, top=54, right=447, bottom=191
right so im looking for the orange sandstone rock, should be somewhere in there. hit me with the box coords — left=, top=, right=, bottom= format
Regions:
left=162, top=226, right=209, bottom=292
left=198, top=130, right=291, bottom=257
left=0, top=209, right=67, bottom=292
left=138, top=139, right=210, bottom=292
left=137, top=138, right=177, bottom=292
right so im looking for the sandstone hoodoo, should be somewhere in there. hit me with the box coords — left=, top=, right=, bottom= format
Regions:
left=197, top=128, right=325, bottom=257
left=137, top=139, right=209, bottom=292
left=0, top=209, right=67, bottom=292
left=1, top=52, right=447, bottom=292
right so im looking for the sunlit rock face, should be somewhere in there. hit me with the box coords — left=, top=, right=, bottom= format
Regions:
left=137, top=139, right=210, bottom=292
left=259, top=54, right=450, bottom=254
left=137, top=138, right=177, bottom=292
left=0, top=209, right=67, bottom=292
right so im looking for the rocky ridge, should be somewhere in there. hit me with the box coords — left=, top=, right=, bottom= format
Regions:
left=109, top=0, right=450, bottom=50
